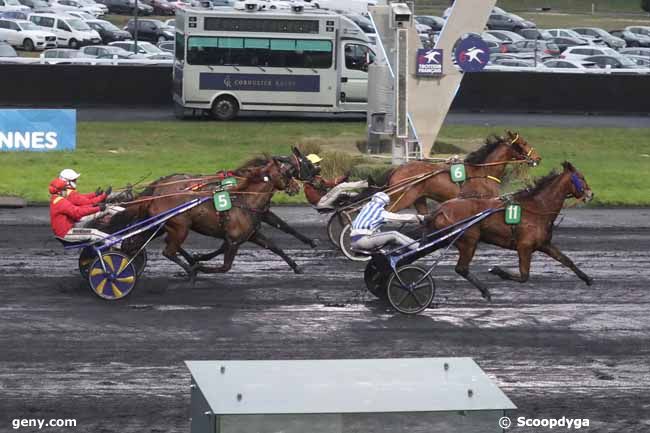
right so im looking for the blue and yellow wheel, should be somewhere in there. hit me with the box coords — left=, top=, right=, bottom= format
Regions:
left=78, top=247, right=96, bottom=279
left=88, top=252, right=137, bottom=301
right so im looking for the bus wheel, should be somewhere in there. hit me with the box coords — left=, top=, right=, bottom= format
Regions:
left=211, top=96, right=239, bottom=121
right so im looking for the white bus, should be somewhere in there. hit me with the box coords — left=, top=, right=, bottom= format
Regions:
left=173, top=5, right=374, bottom=120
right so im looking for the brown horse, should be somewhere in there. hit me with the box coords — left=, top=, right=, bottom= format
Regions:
left=113, top=158, right=305, bottom=277
left=385, top=131, right=542, bottom=214
left=427, top=161, right=593, bottom=301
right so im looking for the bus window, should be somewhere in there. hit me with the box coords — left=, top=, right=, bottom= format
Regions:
left=345, top=44, right=372, bottom=72
left=186, top=36, right=332, bottom=69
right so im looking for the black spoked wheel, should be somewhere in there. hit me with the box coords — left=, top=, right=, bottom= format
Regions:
left=327, top=211, right=351, bottom=248
left=78, top=247, right=96, bottom=279
left=211, top=96, right=239, bottom=121
left=387, top=265, right=435, bottom=315
left=364, top=260, right=389, bottom=299
left=339, top=223, right=371, bottom=262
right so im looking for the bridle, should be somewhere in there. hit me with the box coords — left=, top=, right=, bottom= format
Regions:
left=510, top=134, right=538, bottom=166
left=570, top=172, right=585, bottom=198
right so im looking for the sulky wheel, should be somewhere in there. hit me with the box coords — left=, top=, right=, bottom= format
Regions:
left=78, top=247, right=96, bottom=279
left=88, top=252, right=137, bottom=301
left=386, top=265, right=435, bottom=315
left=339, top=223, right=371, bottom=262
left=364, top=260, right=389, bottom=299
left=327, top=211, right=352, bottom=248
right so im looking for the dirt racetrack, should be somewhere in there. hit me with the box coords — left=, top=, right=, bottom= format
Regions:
left=0, top=207, right=649, bottom=432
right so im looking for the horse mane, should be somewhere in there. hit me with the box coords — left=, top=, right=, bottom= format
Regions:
left=238, top=156, right=271, bottom=170
left=512, top=170, right=561, bottom=200
left=464, top=135, right=505, bottom=164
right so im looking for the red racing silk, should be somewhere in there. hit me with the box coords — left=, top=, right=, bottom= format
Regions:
left=66, top=189, right=106, bottom=206
left=49, top=195, right=101, bottom=238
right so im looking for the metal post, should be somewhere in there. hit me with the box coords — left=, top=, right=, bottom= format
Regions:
left=134, top=0, right=139, bottom=53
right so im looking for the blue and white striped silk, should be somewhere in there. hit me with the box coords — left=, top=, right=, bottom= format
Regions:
left=352, top=199, right=388, bottom=232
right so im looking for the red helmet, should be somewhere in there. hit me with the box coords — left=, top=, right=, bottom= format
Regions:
left=49, top=178, right=68, bottom=195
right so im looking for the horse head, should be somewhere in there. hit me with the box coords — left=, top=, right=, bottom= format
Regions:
left=290, top=146, right=317, bottom=182
left=506, top=130, right=542, bottom=167
left=562, top=161, right=593, bottom=202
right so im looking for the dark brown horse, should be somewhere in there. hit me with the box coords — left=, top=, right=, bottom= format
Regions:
left=113, top=158, right=306, bottom=277
left=385, top=131, right=542, bottom=214
left=427, top=161, right=593, bottom=301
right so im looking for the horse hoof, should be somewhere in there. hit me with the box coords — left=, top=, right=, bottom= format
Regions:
left=310, top=239, right=320, bottom=248
left=294, top=266, right=304, bottom=274
left=585, top=277, right=594, bottom=286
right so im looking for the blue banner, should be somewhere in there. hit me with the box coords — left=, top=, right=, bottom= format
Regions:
left=0, top=109, right=76, bottom=152
left=200, top=73, right=320, bottom=92
left=416, top=48, right=443, bottom=76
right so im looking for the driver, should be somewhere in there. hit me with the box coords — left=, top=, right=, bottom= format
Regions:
left=49, top=169, right=121, bottom=242
left=350, top=192, right=426, bottom=252
left=303, top=153, right=369, bottom=210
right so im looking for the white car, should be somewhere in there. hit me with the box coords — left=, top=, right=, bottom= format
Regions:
left=0, top=19, right=57, bottom=50
left=30, top=13, right=101, bottom=48
left=484, top=29, right=525, bottom=43
left=109, top=40, right=173, bottom=59
left=0, top=0, right=30, bottom=13
left=77, top=0, right=108, bottom=15
left=548, top=28, right=604, bottom=45
left=543, top=59, right=598, bottom=70
left=80, top=44, right=142, bottom=58
left=50, top=0, right=105, bottom=16
left=65, top=10, right=96, bottom=20
left=560, top=45, right=620, bottom=61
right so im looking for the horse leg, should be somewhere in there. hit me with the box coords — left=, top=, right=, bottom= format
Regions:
left=262, top=210, right=319, bottom=248
left=489, top=246, right=533, bottom=283
left=192, top=243, right=226, bottom=263
left=248, top=231, right=303, bottom=274
left=162, top=223, right=199, bottom=278
left=197, top=239, right=240, bottom=273
left=178, top=247, right=197, bottom=265
left=454, top=238, right=492, bottom=301
left=538, top=243, right=593, bottom=286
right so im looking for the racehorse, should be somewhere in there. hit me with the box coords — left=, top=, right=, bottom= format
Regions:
left=385, top=131, right=542, bottom=214
left=427, top=161, right=593, bottom=301
left=111, top=158, right=307, bottom=277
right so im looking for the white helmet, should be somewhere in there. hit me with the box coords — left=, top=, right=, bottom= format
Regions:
left=371, top=192, right=390, bottom=205
left=59, top=169, right=81, bottom=181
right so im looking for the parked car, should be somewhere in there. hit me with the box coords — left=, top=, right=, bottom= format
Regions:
left=97, top=0, right=152, bottom=14
left=30, top=13, right=101, bottom=48
left=0, top=0, right=30, bottom=13
left=487, top=11, right=535, bottom=32
left=611, top=29, right=650, bottom=47
left=86, top=18, right=131, bottom=43
left=163, top=18, right=174, bottom=29
left=560, top=45, right=620, bottom=60
left=109, top=40, right=172, bottom=58
left=415, top=15, right=444, bottom=32
left=571, top=27, right=625, bottom=49
left=0, top=39, right=18, bottom=56
left=510, top=39, right=561, bottom=57
left=0, top=10, right=26, bottom=18
left=484, top=29, right=526, bottom=44
left=619, top=47, right=650, bottom=58
left=583, top=55, right=639, bottom=69
left=166, top=0, right=189, bottom=9
left=124, top=18, right=173, bottom=43
left=50, top=0, right=105, bottom=16
left=543, top=59, right=598, bottom=69
left=65, top=10, right=97, bottom=20
left=548, top=28, right=604, bottom=45
left=518, top=28, right=552, bottom=40
left=157, top=39, right=173, bottom=53
left=18, top=0, right=50, bottom=9
left=0, top=18, right=57, bottom=50
left=40, top=47, right=89, bottom=61
left=80, top=44, right=141, bottom=58
left=78, top=0, right=109, bottom=14
left=551, top=36, right=588, bottom=52
left=491, top=58, right=535, bottom=68
left=142, top=0, right=174, bottom=15
left=625, top=55, right=650, bottom=67
left=485, top=40, right=509, bottom=54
